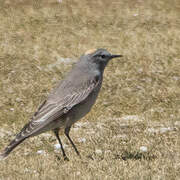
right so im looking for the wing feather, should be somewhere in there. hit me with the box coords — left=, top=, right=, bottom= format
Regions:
left=17, top=76, right=100, bottom=138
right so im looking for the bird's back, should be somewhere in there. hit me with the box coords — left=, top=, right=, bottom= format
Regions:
left=47, top=57, right=102, bottom=102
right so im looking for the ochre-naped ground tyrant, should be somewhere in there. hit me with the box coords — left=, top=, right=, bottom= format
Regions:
left=0, top=49, right=122, bottom=160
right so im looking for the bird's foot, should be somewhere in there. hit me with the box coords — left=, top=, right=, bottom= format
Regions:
left=63, top=156, right=69, bottom=161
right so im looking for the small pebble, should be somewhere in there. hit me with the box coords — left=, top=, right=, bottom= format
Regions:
left=159, top=127, right=172, bottom=134
left=78, top=138, right=86, bottom=143
left=133, top=13, right=138, bottom=16
left=95, top=149, right=102, bottom=155
left=16, top=97, right=21, bottom=102
left=140, top=146, right=148, bottom=152
left=37, top=150, right=45, bottom=155
left=54, top=143, right=68, bottom=150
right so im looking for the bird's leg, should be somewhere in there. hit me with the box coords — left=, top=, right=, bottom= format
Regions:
left=65, top=126, right=80, bottom=156
left=53, top=128, right=69, bottom=161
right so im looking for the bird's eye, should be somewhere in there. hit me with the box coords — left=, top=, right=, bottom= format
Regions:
left=101, top=55, right=106, bottom=58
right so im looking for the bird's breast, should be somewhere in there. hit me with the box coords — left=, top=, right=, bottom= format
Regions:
left=65, top=82, right=102, bottom=126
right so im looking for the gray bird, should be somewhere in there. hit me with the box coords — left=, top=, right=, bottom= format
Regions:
left=0, top=49, right=122, bottom=160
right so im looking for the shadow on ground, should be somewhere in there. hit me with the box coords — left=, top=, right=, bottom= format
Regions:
left=115, top=151, right=157, bottom=161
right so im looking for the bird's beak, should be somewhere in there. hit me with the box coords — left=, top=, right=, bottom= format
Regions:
left=110, top=54, right=123, bottom=59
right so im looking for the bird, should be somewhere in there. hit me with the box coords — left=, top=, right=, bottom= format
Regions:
left=0, top=49, right=122, bottom=160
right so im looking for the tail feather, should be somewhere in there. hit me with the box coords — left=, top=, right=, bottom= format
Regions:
left=0, top=137, right=26, bottom=160
left=0, top=120, right=39, bottom=160
left=0, top=101, right=49, bottom=160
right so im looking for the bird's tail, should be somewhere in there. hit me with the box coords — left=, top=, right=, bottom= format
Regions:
left=0, top=137, right=26, bottom=160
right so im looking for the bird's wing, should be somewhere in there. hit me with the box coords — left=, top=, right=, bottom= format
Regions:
left=15, top=76, right=100, bottom=139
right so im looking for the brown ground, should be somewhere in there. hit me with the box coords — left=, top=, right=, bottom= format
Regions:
left=0, top=0, right=180, bottom=179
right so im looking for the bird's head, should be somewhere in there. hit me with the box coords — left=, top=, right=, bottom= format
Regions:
left=84, top=49, right=123, bottom=70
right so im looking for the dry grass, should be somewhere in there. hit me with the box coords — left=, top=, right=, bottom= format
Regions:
left=0, top=0, right=180, bottom=179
